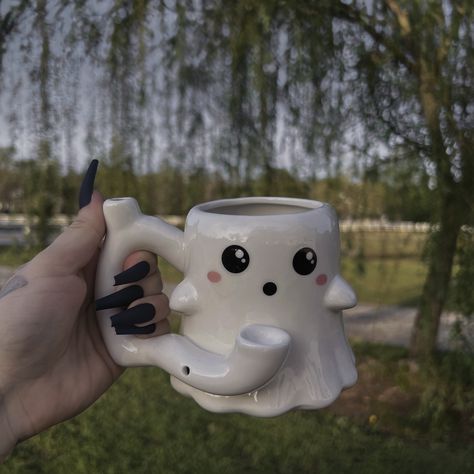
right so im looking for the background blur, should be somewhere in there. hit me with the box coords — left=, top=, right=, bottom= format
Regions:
left=0, top=1, right=473, bottom=472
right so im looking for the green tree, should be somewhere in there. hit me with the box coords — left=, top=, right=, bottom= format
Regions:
left=322, top=0, right=474, bottom=359
left=380, top=160, right=433, bottom=222
left=0, top=147, right=21, bottom=212
left=155, top=162, right=186, bottom=215
left=252, top=168, right=309, bottom=198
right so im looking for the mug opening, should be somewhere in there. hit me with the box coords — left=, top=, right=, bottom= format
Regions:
left=200, top=198, right=321, bottom=216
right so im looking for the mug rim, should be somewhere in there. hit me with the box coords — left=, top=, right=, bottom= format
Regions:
left=192, top=196, right=325, bottom=217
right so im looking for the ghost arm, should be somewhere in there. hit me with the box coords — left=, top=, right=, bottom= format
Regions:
left=323, top=275, right=357, bottom=311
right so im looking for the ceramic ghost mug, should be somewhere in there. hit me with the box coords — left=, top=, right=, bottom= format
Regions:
left=96, top=197, right=357, bottom=416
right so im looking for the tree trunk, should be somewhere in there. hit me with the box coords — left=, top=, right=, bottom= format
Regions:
left=410, top=191, right=464, bottom=359
left=409, top=51, right=465, bottom=360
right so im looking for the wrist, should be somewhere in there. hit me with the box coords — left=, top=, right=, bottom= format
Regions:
left=0, top=397, right=18, bottom=462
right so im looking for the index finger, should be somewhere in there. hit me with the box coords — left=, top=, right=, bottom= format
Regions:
left=116, top=251, right=162, bottom=292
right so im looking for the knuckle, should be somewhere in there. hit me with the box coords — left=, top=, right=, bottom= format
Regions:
left=70, top=216, right=103, bottom=242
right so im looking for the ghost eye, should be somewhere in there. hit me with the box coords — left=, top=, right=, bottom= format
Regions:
left=293, top=247, right=317, bottom=275
left=221, top=245, right=250, bottom=273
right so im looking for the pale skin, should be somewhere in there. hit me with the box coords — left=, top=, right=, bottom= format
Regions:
left=0, top=191, right=170, bottom=461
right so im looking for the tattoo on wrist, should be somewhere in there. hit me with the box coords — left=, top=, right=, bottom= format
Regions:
left=0, top=275, right=28, bottom=299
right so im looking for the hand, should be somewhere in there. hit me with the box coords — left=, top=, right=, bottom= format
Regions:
left=0, top=164, right=169, bottom=460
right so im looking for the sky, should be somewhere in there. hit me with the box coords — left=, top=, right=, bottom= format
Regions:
left=0, top=0, right=388, bottom=179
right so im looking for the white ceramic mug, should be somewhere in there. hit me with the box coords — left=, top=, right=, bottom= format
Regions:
left=96, top=196, right=357, bottom=416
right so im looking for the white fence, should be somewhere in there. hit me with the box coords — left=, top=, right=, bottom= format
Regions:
left=0, top=214, right=471, bottom=246
left=339, top=219, right=432, bottom=233
left=0, top=214, right=432, bottom=246
left=162, top=217, right=436, bottom=233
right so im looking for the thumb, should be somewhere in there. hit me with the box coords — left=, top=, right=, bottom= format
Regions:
left=39, top=191, right=106, bottom=273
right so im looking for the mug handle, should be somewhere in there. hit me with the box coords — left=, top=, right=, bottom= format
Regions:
left=95, top=197, right=291, bottom=396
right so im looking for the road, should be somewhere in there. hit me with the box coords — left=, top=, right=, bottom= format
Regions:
left=343, top=303, right=473, bottom=351
left=0, top=267, right=471, bottom=351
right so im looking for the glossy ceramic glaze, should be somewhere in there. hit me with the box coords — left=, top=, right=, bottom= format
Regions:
left=96, top=196, right=357, bottom=416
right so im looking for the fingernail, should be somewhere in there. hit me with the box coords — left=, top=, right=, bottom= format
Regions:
left=114, top=323, right=156, bottom=335
left=110, top=303, right=155, bottom=327
left=114, top=261, right=150, bottom=286
left=79, top=159, right=99, bottom=209
left=96, top=285, right=144, bottom=311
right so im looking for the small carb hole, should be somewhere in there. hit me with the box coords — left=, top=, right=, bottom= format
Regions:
left=182, top=366, right=190, bottom=376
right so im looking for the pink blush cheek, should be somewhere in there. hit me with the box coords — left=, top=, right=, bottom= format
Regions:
left=316, top=274, right=327, bottom=286
left=207, top=271, right=222, bottom=283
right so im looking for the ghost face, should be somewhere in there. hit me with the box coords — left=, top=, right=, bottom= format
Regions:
left=170, top=198, right=357, bottom=416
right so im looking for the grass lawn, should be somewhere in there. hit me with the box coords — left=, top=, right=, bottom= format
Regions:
left=2, top=343, right=473, bottom=474
left=0, top=246, right=41, bottom=268
left=342, top=257, right=427, bottom=307
left=340, top=230, right=428, bottom=306
left=340, top=230, right=427, bottom=259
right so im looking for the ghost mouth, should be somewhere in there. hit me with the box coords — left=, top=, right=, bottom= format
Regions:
left=263, top=282, right=277, bottom=296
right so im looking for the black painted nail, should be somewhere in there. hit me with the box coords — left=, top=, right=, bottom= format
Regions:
left=110, top=303, right=155, bottom=327
left=114, top=323, right=156, bottom=335
left=79, top=159, right=99, bottom=209
left=114, top=261, right=150, bottom=286
left=96, top=285, right=144, bottom=311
